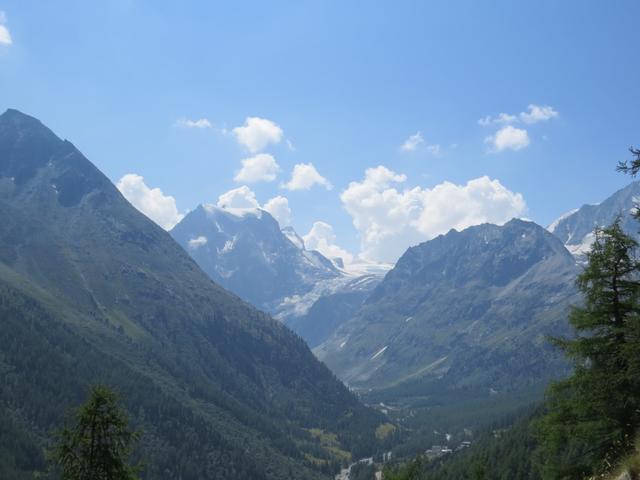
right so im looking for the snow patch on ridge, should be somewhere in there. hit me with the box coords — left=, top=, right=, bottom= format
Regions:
left=282, top=226, right=305, bottom=250
left=566, top=232, right=596, bottom=259
left=371, top=346, right=388, bottom=360
left=547, top=208, right=579, bottom=233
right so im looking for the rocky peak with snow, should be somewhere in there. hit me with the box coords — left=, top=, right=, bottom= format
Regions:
left=170, top=204, right=344, bottom=314
left=548, top=181, right=640, bottom=258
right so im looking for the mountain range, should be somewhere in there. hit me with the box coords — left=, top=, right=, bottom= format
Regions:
left=315, top=219, right=579, bottom=394
left=169, top=168, right=640, bottom=428
left=3, top=107, right=638, bottom=477
left=171, top=206, right=385, bottom=346
left=0, top=109, right=385, bottom=480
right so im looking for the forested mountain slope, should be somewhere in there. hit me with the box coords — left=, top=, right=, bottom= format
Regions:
left=0, top=109, right=384, bottom=480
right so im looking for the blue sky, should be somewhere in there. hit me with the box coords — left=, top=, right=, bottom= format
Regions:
left=1, top=1, right=639, bottom=263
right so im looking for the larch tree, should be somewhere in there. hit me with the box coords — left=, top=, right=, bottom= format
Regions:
left=51, top=385, right=140, bottom=480
left=537, top=220, right=640, bottom=479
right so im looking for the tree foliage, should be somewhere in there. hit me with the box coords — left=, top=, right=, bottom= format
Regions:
left=536, top=220, right=640, bottom=478
left=616, top=146, right=640, bottom=181
left=51, top=385, right=140, bottom=480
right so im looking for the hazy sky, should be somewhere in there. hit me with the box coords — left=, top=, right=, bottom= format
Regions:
left=1, top=1, right=639, bottom=263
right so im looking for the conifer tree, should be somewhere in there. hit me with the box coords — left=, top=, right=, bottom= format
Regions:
left=51, top=385, right=140, bottom=480
left=537, top=220, right=640, bottom=478
left=616, top=146, right=640, bottom=181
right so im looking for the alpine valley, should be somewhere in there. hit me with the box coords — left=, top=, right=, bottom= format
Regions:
left=168, top=138, right=640, bottom=456
left=0, top=110, right=388, bottom=480
left=2, top=109, right=639, bottom=479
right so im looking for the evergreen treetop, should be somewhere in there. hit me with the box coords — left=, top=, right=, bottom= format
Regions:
left=51, top=385, right=140, bottom=480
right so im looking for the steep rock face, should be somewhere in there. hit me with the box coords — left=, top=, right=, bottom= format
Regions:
left=170, top=205, right=341, bottom=313
left=316, top=219, right=579, bottom=393
left=0, top=109, right=383, bottom=480
left=286, top=274, right=382, bottom=348
left=170, top=203, right=388, bottom=346
left=548, top=181, right=640, bottom=257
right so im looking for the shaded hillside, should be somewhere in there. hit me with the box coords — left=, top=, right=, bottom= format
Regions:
left=0, top=109, right=384, bottom=480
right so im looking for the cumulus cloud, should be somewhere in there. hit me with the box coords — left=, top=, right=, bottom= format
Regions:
left=340, top=166, right=526, bottom=263
left=479, top=104, right=558, bottom=126
left=232, top=117, right=283, bottom=152
left=282, top=163, right=332, bottom=191
left=216, top=185, right=260, bottom=210
left=303, top=221, right=354, bottom=265
left=0, top=11, right=12, bottom=46
left=175, top=118, right=212, bottom=129
left=485, top=125, right=530, bottom=152
left=263, top=195, right=292, bottom=226
left=117, top=174, right=184, bottom=230
left=188, top=236, right=208, bottom=249
left=234, top=153, right=280, bottom=183
left=215, top=187, right=293, bottom=227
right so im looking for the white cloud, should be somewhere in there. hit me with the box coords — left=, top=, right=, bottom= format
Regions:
left=340, top=166, right=526, bottom=263
left=400, top=131, right=441, bottom=155
left=282, top=163, right=332, bottom=191
left=485, top=125, right=530, bottom=152
left=303, top=221, right=354, bottom=264
left=117, top=174, right=184, bottom=230
left=232, top=116, right=283, bottom=152
left=175, top=118, right=212, bottom=129
left=216, top=187, right=293, bottom=226
left=400, top=132, right=424, bottom=152
left=479, top=104, right=558, bottom=126
left=188, top=236, right=208, bottom=249
left=234, top=153, right=280, bottom=183
left=263, top=195, right=292, bottom=226
left=0, top=12, right=12, bottom=46
left=426, top=144, right=441, bottom=155
left=216, top=185, right=260, bottom=210
left=519, top=104, right=559, bottom=124
left=478, top=113, right=517, bottom=126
